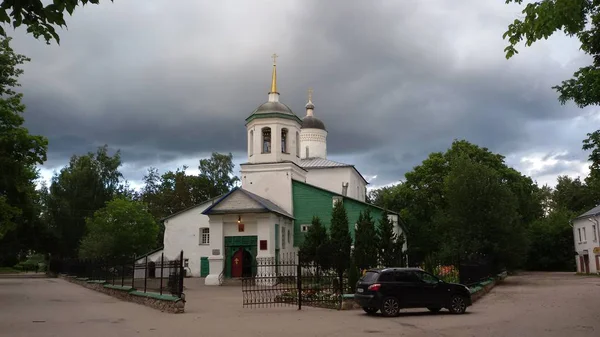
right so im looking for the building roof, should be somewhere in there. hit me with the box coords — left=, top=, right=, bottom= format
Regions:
left=299, top=158, right=369, bottom=185
left=301, top=115, right=326, bottom=130
left=159, top=194, right=225, bottom=222
left=575, top=204, right=600, bottom=220
left=299, top=157, right=352, bottom=168
left=202, top=187, right=294, bottom=219
left=251, top=101, right=295, bottom=116
left=135, top=246, right=164, bottom=260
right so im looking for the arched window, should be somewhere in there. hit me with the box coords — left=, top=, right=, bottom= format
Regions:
left=249, top=130, right=254, bottom=156
left=281, top=128, right=288, bottom=153
left=296, top=131, right=300, bottom=157
left=262, top=127, right=271, bottom=153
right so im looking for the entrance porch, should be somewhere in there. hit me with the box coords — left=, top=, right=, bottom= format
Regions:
left=200, top=187, right=295, bottom=286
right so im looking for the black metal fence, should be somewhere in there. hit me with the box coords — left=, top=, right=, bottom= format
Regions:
left=242, top=252, right=346, bottom=310
left=48, top=251, right=185, bottom=298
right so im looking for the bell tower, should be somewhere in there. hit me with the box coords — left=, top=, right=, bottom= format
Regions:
left=245, top=54, right=302, bottom=165
left=240, top=55, right=306, bottom=215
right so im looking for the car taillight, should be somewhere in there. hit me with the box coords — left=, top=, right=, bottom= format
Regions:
left=368, top=283, right=381, bottom=291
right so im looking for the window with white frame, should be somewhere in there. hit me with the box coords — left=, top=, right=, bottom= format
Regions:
left=199, top=227, right=210, bottom=245
left=578, top=228, right=582, bottom=242
left=594, top=225, right=598, bottom=242
left=583, top=227, right=587, bottom=241
left=301, top=224, right=310, bottom=232
left=287, top=229, right=291, bottom=244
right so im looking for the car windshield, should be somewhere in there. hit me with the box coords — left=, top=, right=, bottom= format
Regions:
left=359, top=271, right=380, bottom=283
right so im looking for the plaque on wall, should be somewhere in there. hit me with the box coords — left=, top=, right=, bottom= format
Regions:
left=260, top=240, right=268, bottom=250
left=212, top=249, right=220, bottom=255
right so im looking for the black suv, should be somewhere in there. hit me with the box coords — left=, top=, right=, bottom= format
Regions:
left=354, top=267, right=472, bottom=317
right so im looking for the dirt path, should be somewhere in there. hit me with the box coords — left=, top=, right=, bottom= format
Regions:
left=1, top=272, right=599, bottom=337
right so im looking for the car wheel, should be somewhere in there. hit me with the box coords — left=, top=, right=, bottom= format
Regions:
left=380, top=297, right=400, bottom=317
left=449, top=295, right=467, bottom=314
left=362, top=307, right=378, bottom=315
left=427, top=307, right=442, bottom=313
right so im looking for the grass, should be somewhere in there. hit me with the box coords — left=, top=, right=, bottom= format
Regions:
left=0, top=267, right=21, bottom=274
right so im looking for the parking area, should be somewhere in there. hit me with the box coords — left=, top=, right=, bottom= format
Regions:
left=1, top=272, right=599, bottom=337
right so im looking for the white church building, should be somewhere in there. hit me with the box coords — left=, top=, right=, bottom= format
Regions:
left=141, top=57, right=406, bottom=285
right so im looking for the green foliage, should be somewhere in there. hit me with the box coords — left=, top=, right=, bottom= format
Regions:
left=583, top=130, right=600, bottom=175
left=0, top=36, right=48, bottom=262
left=526, top=209, right=576, bottom=271
left=353, top=209, right=378, bottom=270
left=140, top=152, right=238, bottom=246
left=347, top=265, right=360, bottom=293
left=393, top=232, right=406, bottom=267
left=442, top=155, right=528, bottom=270
left=552, top=175, right=596, bottom=214
left=79, top=197, right=158, bottom=259
left=370, top=140, right=542, bottom=270
left=503, top=0, right=600, bottom=108
left=329, top=200, right=352, bottom=277
left=0, top=1, right=112, bottom=45
left=377, top=212, right=397, bottom=267
left=198, top=152, right=240, bottom=197
left=299, top=216, right=331, bottom=270
left=46, top=145, right=124, bottom=258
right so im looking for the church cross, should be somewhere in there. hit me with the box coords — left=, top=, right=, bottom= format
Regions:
left=308, top=87, right=313, bottom=101
left=272, top=53, right=278, bottom=65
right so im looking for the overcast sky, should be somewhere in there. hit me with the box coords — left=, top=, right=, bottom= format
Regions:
left=9, top=0, right=599, bottom=190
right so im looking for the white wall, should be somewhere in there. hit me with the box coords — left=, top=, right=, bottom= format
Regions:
left=162, top=201, right=215, bottom=277
left=304, top=167, right=367, bottom=202
left=300, top=128, right=327, bottom=159
left=573, top=216, right=600, bottom=274
left=240, top=162, right=306, bottom=215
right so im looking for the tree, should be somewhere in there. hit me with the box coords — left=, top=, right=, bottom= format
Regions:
left=329, top=200, right=352, bottom=288
left=46, top=145, right=123, bottom=257
left=504, top=0, right=600, bottom=108
left=392, top=232, right=406, bottom=267
left=79, top=197, right=158, bottom=259
left=353, top=209, right=378, bottom=271
left=138, top=152, right=239, bottom=246
left=552, top=175, right=595, bottom=214
left=0, top=36, right=47, bottom=238
left=526, top=209, right=576, bottom=271
left=0, top=0, right=112, bottom=45
left=0, top=36, right=47, bottom=261
left=377, top=212, right=396, bottom=267
left=442, top=156, right=527, bottom=270
left=370, top=140, right=542, bottom=266
left=298, top=216, right=331, bottom=269
left=198, top=152, right=239, bottom=198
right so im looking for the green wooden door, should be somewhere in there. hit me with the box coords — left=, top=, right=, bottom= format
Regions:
left=224, top=236, right=258, bottom=278
left=200, top=257, right=209, bottom=277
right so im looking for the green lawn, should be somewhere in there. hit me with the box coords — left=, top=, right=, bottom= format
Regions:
left=0, top=267, right=21, bottom=274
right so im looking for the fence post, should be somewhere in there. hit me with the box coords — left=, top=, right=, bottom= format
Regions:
left=178, top=250, right=184, bottom=299
left=144, top=255, right=148, bottom=293
left=296, top=259, right=302, bottom=310
left=159, top=253, right=164, bottom=295
left=132, top=256, right=136, bottom=289
left=121, top=261, right=125, bottom=287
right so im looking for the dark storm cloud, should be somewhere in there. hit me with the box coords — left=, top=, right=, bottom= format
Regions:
left=10, top=0, right=597, bottom=186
